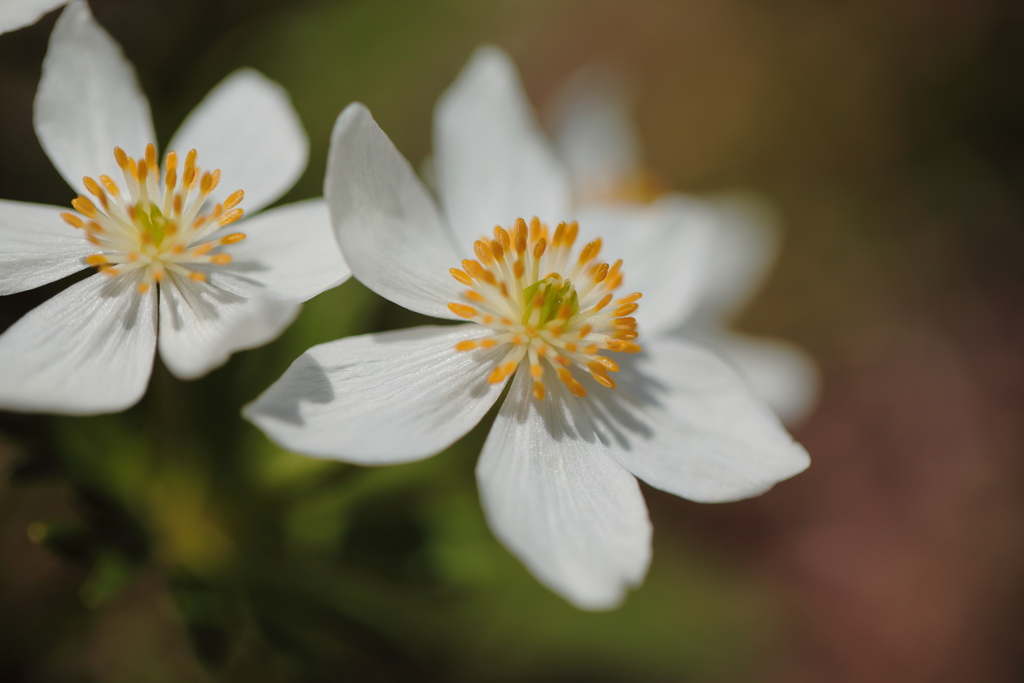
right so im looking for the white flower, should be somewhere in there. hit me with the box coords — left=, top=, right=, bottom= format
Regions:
left=244, top=46, right=809, bottom=610
left=0, top=0, right=350, bottom=415
left=0, top=0, right=66, bottom=35
left=548, top=67, right=820, bottom=424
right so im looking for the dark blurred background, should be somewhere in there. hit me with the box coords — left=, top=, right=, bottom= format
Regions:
left=2, top=0, right=1024, bottom=681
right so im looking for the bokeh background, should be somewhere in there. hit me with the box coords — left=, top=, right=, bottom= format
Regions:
left=2, top=0, right=1024, bottom=681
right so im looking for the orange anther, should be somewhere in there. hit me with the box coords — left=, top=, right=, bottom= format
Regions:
left=219, top=233, right=246, bottom=244
left=137, top=282, right=149, bottom=293
left=529, top=216, right=542, bottom=241
left=595, top=293, right=613, bottom=311
left=448, top=303, right=477, bottom=319
left=592, top=356, right=619, bottom=372
left=490, top=239, right=504, bottom=260
left=199, top=171, right=214, bottom=194
left=481, top=338, right=498, bottom=349
left=615, top=303, right=639, bottom=317
left=607, top=340, right=642, bottom=353
left=592, top=263, right=609, bottom=283
left=113, top=147, right=129, bottom=169
left=557, top=368, right=586, bottom=397
left=513, top=261, right=525, bottom=278
left=513, top=218, right=527, bottom=253
left=465, top=290, right=486, bottom=304
left=208, top=169, right=221, bottom=192
left=463, top=259, right=496, bottom=285
left=99, top=175, right=121, bottom=197
left=71, top=196, right=97, bottom=217
left=62, top=212, right=85, bottom=228
left=614, top=330, right=639, bottom=340
left=211, top=254, right=233, bottom=265
left=189, top=271, right=207, bottom=282
left=218, top=208, right=244, bottom=226
left=532, top=381, right=546, bottom=401
left=494, top=226, right=511, bottom=253
left=618, top=292, right=642, bottom=304
left=165, top=150, right=178, bottom=172
left=558, top=304, right=572, bottom=320
left=454, top=340, right=478, bottom=352
left=223, top=190, right=244, bottom=210
left=474, top=239, right=493, bottom=264
left=450, top=268, right=473, bottom=285
left=145, top=143, right=157, bottom=168
left=578, top=324, right=592, bottom=337
left=583, top=345, right=598, bottom=355
left=85, top=254, right=108, bottom=266
left=533, top=238, right=546, bottom=259
left=530, top=363, right=543, bottom=378
left=83, top=176, right=103, bottom=197
left=552, top=222, right=565, bottom=246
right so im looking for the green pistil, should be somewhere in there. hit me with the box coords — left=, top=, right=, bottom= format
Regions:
left=522, top=276, right=580, bottom=326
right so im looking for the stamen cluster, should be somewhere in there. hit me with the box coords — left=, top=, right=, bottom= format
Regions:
left=449, top=216, right=641, bottom=401
left=60, top=144, right=246, bottom=294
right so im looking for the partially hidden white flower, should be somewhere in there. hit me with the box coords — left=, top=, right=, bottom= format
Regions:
left=548, top=67, right=819, bottom=424
left=244, top=46, right=809, bottom=610
left=0, top=0, right=66, bottom=35
left=0, top=0, right=350, bottom=414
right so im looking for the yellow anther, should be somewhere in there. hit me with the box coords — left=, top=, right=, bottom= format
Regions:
left=490, top=239, right=504, bottom=260
left=513, top=218, right=527, bottom=253
left=210, top=254, right=232, bottom=265
left=113, top=147, right=129, bottom=169
left=85, top=220, right=104, bottom=234
left=595, top=293, right=613, bottom=311
left=454, top=340, right=478, bottom=352
left=615, top=303, right=639, bottom=317
left=481, top=338, right=498, bottom=349
left=152, top=270, right=164, bottom=282
left=615, top=330, right=639, bottom=340
left=558, top=304, right=572, bottom=320
left=99, top=175, right=121, bottom=197
left=607, top=340, right=642, bottom=353
left=137, top=282, right=150, bottom=293
left=578, top=324, right=592, bottom=337
left=618, top=292, right=642, bottom=304
left=565, top=221, right=578, bottom=247
left=533, top=381, right=546, bottom=401
left=529, top=216, right=542, bottom=241
left=533, top=238, right=546, bottom=259
left=592, top=356, right=619, bottom=373
left=71, top=196, right=97, bottom=217
left=530, top=363, right=543, bottom=378
left=465, top=290, right=486, bottom=304
left=463, top=259, right=496, bottom=285
left=192, top=243, right=213, bottom=256
left=448, top=303, right=477, bottom=319
left=83, top=176, right=103, bottom=197
left=85, top=254, right=108, bottom=266
left=557, top=368, right=586, bottom=397
left=208, top=169, right=221, bottom=192
left=184, top=149, right=197, bottom=173
left=487, top=362, right=517, bottom=384
left=552, top=222, right=565, bottom=246
left=223, top=190, right=244, bottom=210
left=219, top=233, right=246, bottom=245
left=450, top=268, right=473, bottom=286
left=590, top=368, right=616, bottom=389
left=62, top=212, right=85, bottom=228
left=200, top=171, right=214, bottom=194
left=189, top=271, right=207, bottom=282
left=591, top=263, right=609, bottom=283
left=513, top=261, right=525, bottom=278
left=145, top=143, right=157, bottom=168
left=136, top=158, right=148, bottom=181
left=493, top=226, right=510, bottom=252
left=474, top=240, right=493, bottom=264
left=165, top=150, right=178, bottom=173
left=218, top=208, right=244, bottom=226
left=172, top=195, right=183, bottom=215
left=564, top=342, right=578, bottom=353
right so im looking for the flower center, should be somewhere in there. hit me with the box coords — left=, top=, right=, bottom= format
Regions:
left=60, top=144, right=246, bottom=294
left=448, top=217, right=641, bottom=401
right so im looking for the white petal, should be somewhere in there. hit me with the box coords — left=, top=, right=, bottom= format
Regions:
left=434, top=45, right=572, bottom=247
left=243, top=324, right=506, bottom=465
left=588, top=337, right=810, bottom=503
left=326, top=103, right=462, bottom=320
left=0, top=271, right=156, bottom=414
left=157, top=271, right=299, bottom=380
left=0, top=0, right=66, bottom=35
left=476, top=367, right=652, bottom=610
left=690, top=328, right=819, bottom=426
left=576, top=194, right=716, bottom=336
left=168, top=69, right=308, bottom=214
left=690, top=193, right=779, bottom=324
left=546, top=66, right=642, bottom=201
left=0, top=199, right=90, bottom=294
left=34, top=0, right=155, bottom=195
left=222, top=199, right=350, bottom=302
